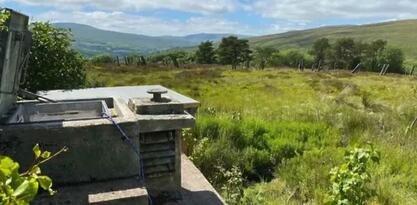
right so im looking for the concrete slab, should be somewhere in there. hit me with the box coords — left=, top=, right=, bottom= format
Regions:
left=38, top=86, right=199, bottom=110
left=179, top=155, right=225, bottom=205
left=151, top=155, right=225, bottom=205
left=32, top=177, right=149, bottom=205
left=32, top=155, right=224, bottom=205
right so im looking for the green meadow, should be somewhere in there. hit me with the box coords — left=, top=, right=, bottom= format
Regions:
left=88, top=65, right=417, bottom=204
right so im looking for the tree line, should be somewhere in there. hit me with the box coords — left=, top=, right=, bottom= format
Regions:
left=93, top=36, right=407, bottom=74
left=309, top=38, right=405, bottom=73
left=192, top=36, right=406, bottom=74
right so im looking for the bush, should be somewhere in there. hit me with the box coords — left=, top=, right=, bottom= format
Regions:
left=378, top=48, right=405, bottom=74
left=270, top=50, right=308, bottom=68
left=0, top=144, right=67, bottom=205
left=0, top=9, right=10, bottom=32
left=23, top=22, right=86, bottom=92
left=327, top=146, right=380, bottom=205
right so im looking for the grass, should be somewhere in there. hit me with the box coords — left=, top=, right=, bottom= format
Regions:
left=88, top=65, right=417, bottom=204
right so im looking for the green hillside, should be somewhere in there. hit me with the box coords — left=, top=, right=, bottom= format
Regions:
left=54, top=23, right=246, bottom=56
left=249, top=19, right=417, bottom=61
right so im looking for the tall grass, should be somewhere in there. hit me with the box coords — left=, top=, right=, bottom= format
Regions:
left=88, top=66, right=417, bottom=204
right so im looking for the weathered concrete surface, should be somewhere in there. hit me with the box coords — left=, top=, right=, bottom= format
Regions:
left=39, top=86, right=199, bottom=112
left=5, top=100, right=108, bottom=123
left=151, top=155, right=225, bottom=205
left=150, top=154, right=226, bottom=205
left=32, top=155, right=224, bottom=205
left=0, top=98, right=141, bottom=184
left=179, top=154, right=225, bottom=205
left=137, top=114, right=195, bottom=133
left=129, top=98, right=185, bottom=115
left=0, top=9, right=31, bottom=117
left=32, top=177, right=148, bottom=205
left=142, top=130, right=182, bottom=199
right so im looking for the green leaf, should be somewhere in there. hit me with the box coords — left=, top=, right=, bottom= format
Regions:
left=33, top=144, right=41, bottom=159
left=32, top=166, right=41, bottom=175
left=12, top=180, right=30, bottom=197
left=0, top=156, right=20, bottom=178
left=37, top=176, right=55, bottom=195
left=41, top=151, right=51, bottom=159
left=15, top=178, right=38, bottom=202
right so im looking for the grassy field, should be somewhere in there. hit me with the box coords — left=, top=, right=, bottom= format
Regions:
left=88, top=65, right=417, bottom=204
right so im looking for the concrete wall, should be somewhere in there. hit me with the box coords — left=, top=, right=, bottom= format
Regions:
left=0, top=9, right=31, bottom=118
left=0, top=119, right=140, bottom=185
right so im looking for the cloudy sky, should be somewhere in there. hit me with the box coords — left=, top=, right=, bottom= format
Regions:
left=2, top=0, right=417, bottom=36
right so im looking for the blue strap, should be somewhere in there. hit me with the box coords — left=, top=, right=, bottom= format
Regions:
left=102, top=112, right=153, bottom=205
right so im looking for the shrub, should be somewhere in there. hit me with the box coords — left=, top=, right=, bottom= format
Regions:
left=23, top=22, right=86, bottom=92
left=0, top=144, right=67, bottom=205
left=378, top=48, right=405, bottom=74
left=0, top=9, right=10, bottom=31
left=327, top=146, right=380, bottom=205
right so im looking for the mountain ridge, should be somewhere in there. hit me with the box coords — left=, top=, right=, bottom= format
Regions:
left=55, top=19, right=417, bottom=61
left=53, top=23, right=248, bottom=56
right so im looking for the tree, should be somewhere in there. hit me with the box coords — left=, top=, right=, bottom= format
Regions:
left=167, top=51, right=188, bottom=68
left=23, top=22, right=86, bottom=92
left=285, top=50, right=305, bottom=68
left=310, top=38, right=330, bottom=66
left=363, top=40, right=387, bottom=71
left=378, top=48, right=404, bottom=73
left=253, top=47, right=277, bottom=70
left=271, top=50, right=305, bottom=68
left=217, top=36, right=251, bottom=69
left=195, top=41, right=216, bottom=64
left=333, top=38, right=356, bottom=69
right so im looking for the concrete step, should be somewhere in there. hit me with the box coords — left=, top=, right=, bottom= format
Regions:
left=32, top=178, right=149, bottom=205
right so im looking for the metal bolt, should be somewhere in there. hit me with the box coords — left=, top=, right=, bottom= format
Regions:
left=147, top=88, right=168, bottom=102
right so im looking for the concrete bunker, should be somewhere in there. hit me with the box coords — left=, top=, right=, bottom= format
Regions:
left=0, top=8, right=224, bottom=205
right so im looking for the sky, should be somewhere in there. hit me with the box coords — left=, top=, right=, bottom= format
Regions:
left=1, top=0, right=417, bottom=36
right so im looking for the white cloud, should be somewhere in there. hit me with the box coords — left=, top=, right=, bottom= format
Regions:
left=12, top=0, right=238, bottom=14
left=35, top=10, right=256, bottom=36
left=6, top=0, right=417, bottom=36
left=250, top=0, right=417, bottom=22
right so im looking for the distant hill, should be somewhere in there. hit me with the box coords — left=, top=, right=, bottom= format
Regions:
left=248, top=19, right=417, bottom=61
left=55, top=20, right=417, bottom=61
left=53, top=23, right=247, bottom=56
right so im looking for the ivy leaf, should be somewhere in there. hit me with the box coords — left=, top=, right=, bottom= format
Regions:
left=33, top=144, right=41, bottom=159
left=38, top=176, right=55, bottom=195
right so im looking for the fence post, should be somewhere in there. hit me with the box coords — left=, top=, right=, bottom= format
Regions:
left=410, top=66, right=415, bottom=76
left=317, top=60, right=322, bottom=72
left=351, top=63, right=361, bottom=74
left=383, top=64, right=390, bottom=75
left=116, top=56, right=120, bottom=66
left=379, top=64, right=386, bottom=75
